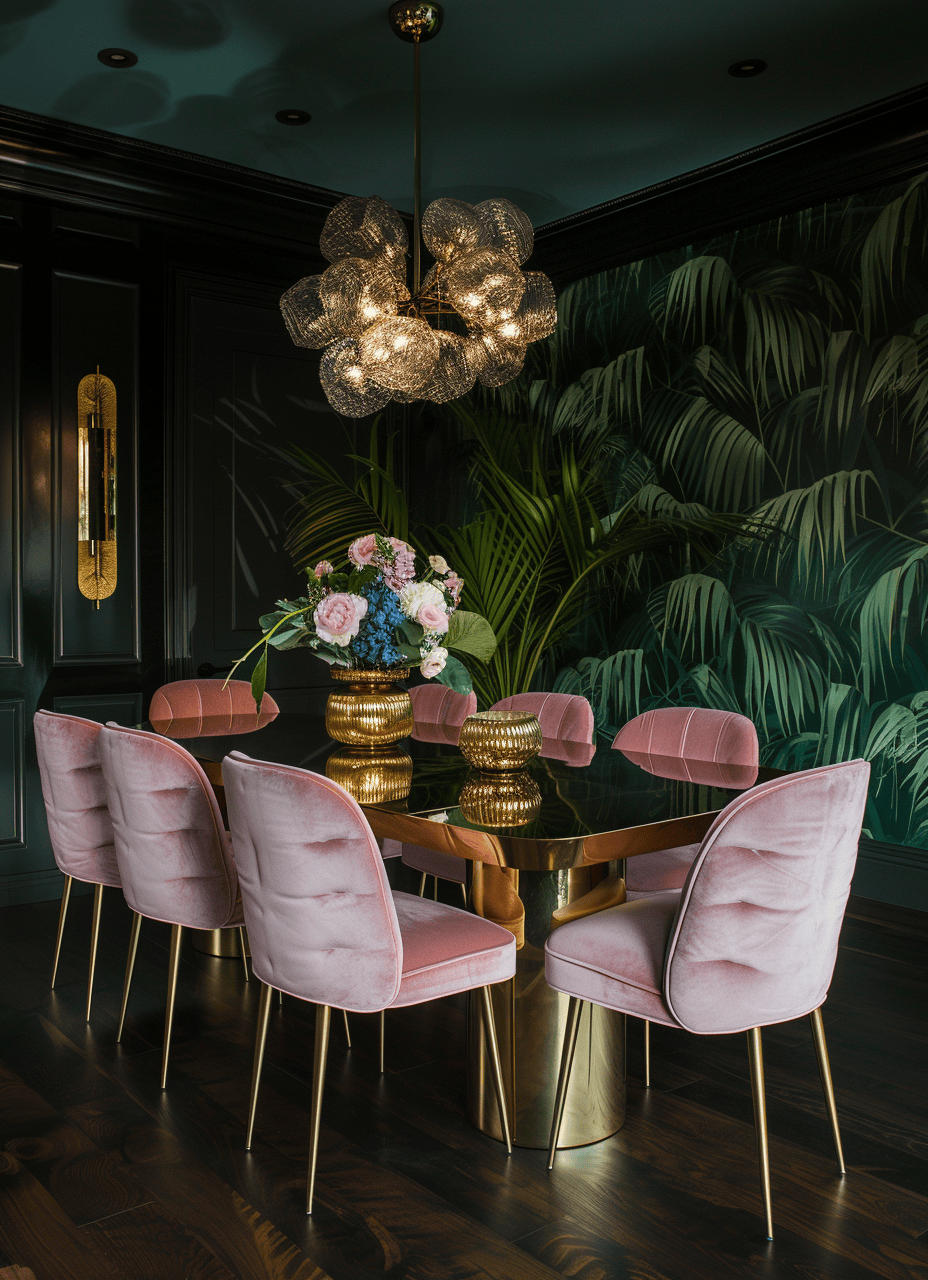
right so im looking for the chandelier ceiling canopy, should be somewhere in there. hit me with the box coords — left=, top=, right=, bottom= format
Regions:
left=280, top=3, right=557, bottom=417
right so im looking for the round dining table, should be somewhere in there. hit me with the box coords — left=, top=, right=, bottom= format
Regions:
left=148, top=705, right=766, bottom=1149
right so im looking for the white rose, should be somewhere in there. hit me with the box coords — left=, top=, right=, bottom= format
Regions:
left=429, top=554, right=449, bottom=574
left=399, top=580, right=445, bottom=621
left=420, top=647, right=448, bottom=679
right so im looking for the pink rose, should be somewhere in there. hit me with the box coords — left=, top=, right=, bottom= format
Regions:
left=314, top=592, right=368, bottom=645
left=420, top=647, right=448, bottom=679
left=417, top=602, right=449, bottom=633
left=444, top=572, right=463, bottom=600
left=313, top=560, right=334, bottom=579
left=348, top=534, right=378, bottom=567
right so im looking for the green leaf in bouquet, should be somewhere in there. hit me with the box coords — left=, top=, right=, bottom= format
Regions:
left=445, top=611, right=498, bottom=662
left=267, top=627, right=305, bottom=650
left=259, top=610, right=290, bottom=631
left=250, top=648, right=268, bottom=710
left=328, top=573, right=349, bottom=590
left=398, top=642, right=423, bottom=661
left=432, top=653, right=474, bottom=695
left=399, top=619, right=425, bottom=646
left=347, top=566, right=377, bottom=593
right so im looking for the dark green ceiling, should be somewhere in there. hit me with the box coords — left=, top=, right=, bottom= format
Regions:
left=3, top=0, right=928, bottom=226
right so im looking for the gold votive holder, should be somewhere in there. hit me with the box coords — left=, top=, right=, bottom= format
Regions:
left=325, top=744, right=413, bottom=805
left=458, top=710, right=543, bottom=772
left=458, top=768, right=542, bottom=828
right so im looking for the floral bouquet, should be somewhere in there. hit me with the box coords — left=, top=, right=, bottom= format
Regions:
left=228, top=532, right=497, bottom=708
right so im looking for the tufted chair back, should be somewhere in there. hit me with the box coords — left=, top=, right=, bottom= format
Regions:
left=410, top=683, right=477, bottom=725
left=663, top=760, right=869, bottom=1035
left=99, top=724, right=240, bottom=929
left=148, top=679, right=279, bottom=726
left=491, top=693, right=594, bottom=742
left=613, top=707, right=758, bottom=780
left=33, top=711, right=120, bottom=887
left=223, top=752, right=404, bottom=1011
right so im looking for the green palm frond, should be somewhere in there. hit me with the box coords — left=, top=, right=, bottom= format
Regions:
left=749, top=469, right=875, bottom=587
left=648, top=255, right=738, bottom=346
left=859, top=543, right=928, bottom=699
left=860, top=172, right=928, bottom=341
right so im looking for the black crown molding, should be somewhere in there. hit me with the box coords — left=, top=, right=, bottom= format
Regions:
left=0, top=103, right=350, bottom=252
left=534, top=81, right=928, bottom=289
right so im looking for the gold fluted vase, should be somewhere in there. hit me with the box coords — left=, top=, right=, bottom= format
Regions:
left=325, top=667, right=414, bottom=749
left=458, top=711, right=542, bottom=772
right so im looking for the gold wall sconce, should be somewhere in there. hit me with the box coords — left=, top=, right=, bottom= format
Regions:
left=77, top=369, right=117, bottom=608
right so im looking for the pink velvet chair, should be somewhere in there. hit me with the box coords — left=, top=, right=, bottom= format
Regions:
left=148, top=679, right=279, bottom=726
left=397, top=684, right=479, bottom=900
left=222, top=751, right=516, bottom=1214
left=98, top=724, right=247, bottom=1087
left=545, top=759, right=870, bottom=1240
left=612, top=707, right=759, bottom=1082
left=33, top=711, right=122, bottom=1021
left=491, top=692, right=594, bottom=743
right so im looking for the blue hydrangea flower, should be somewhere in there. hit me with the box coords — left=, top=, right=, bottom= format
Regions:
left=353, top=577, right=406, bottom=666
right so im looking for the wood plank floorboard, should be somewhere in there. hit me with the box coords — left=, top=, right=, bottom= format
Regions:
left=0, top=890, right=927, bottom=1278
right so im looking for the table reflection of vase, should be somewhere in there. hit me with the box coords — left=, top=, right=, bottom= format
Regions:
left=325, top=745, right=413, bottom=805
left=325, top=667, right=413, bottom=749
left=458, top=769, right=542, bottom=828
left=458, top=711, right=542, bottom=771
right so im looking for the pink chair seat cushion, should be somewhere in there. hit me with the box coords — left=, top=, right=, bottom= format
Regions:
left=625, top=843, right=700, bottom=895
left=400, top=843, right=467, bottom=885
left=388, top=892, right=515, bottom=1008
left=545, top=892, right=683, bottom=1025
left=33, top=711, right=121, bottom=888
left=491, top=693, right=594, bottom=743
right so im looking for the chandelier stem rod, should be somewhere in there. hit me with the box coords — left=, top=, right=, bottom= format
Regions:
left=413, top=33, right=421, bottom=297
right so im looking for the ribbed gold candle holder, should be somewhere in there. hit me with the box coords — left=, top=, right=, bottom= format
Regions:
left=458, top=710, right=542, bottom=771
left=458, top=768, right=542, bottom=828
left=325, top=745, right=414, bottom=804
left=325, top=667, right=413, bottom=748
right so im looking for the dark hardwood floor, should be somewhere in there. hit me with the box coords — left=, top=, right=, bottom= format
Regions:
left=1, top=880, right=926, bottom=1280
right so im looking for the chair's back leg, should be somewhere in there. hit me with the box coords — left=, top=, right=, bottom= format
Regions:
left=479, top=985, right=512, bottom=1154
left=547, top=995, right=583, bottom=1169
left=237, top=927, right=249, bottom=982
left=116, top=912, right=142, bottom=1042
left=342, top=1007, right=352, bottom=1049
left=809, top=1006, right=846, bottom=1174
left=246, top=982, right=273, bottom=1149
left=378, top=1009, right=384, bottom=1073
left=160, top=924, right=184, bottom=1089
left=51, top=875, right=73, bottom=988
left=747, top=1027, right=774, bottom=1240
left=643, top=1019, right=650, bottom=1087
left=85, top=883, right=105, bottom=1021
left=306, top=1005, right=332, bottom=1215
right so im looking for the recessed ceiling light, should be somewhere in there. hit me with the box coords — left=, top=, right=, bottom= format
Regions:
left=98, top=48, right=138, bottom=69
left=728, top=59, right=767, bottom=77
left=275, top=109, right=311, bottom=126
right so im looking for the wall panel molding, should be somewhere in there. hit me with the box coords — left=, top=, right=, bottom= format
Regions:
left=52, top=692, right=143, bottom=725
left=0, top=262, right=21, bottom=668
left=0, top=699, right=24, bottom=850
left=52, top=271, right=140, bottom=665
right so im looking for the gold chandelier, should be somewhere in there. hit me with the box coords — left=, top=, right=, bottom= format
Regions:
left=280, top=2, right=557, bottom=417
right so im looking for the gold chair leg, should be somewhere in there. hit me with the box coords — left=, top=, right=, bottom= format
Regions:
left=418, top=873, right=426, bottom=897
left=460, top=882, right=468, bottom=908
left=342, top=1008, right=352, bottom=1048
left=378, top=1009, right=385, bottom=1073
left=480, top=985, right=512, bottom=1154
left=432, top=876, right=438, bottom=901
left=306, top=1005, right=332, bottom=1215
left=51, top=875, right=72, bottom=988
left=116, top=912, right=142, bottom=1042
left=278, top=988, right=283, bottom=1006
left=643, top=1019, right=650, bottom=1087
left=245, top=983, right=273, bottom=1149
left=85, top=883, right=104, bottom=1021
left=238, top=927, right=249, bottom=982
left=547, top=995, right=583, bottom=1168
left=160, top=924, right=183, bottom=1089
left=747, top=1027, right=774, bottom=1240
left=809, top=1007, right=846, bottom=1174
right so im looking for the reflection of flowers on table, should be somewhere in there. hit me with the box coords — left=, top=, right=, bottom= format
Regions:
left=229, top=532, right=497, bottom=707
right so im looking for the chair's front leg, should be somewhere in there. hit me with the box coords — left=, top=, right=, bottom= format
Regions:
left=747, top=1027, right=774, bottom=1240
left=116, top=912, right=142, bottom=1042
left=160, top=924, right=184, bottom=1089
left=547, top=995, right=583, bottom=1169
left=245, top=983, right=273, bottom=1149
left=51, top=875, right=73, bottom=988
left=809, top=1006, right=845, bottom=1174
left=306, top=1005, right=332, bottom=1215
left=85, top=883, right=105, bottom=1021
left=479, top=985, right=512, bottom=1154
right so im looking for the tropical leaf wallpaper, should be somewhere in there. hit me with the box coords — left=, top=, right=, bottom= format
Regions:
left=495, top=172, right=928, bottom=852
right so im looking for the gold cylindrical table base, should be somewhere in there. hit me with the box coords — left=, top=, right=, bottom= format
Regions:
left=191, top=928, right=249, bottom=958
left=468, top=864, right=625, bottom=1148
